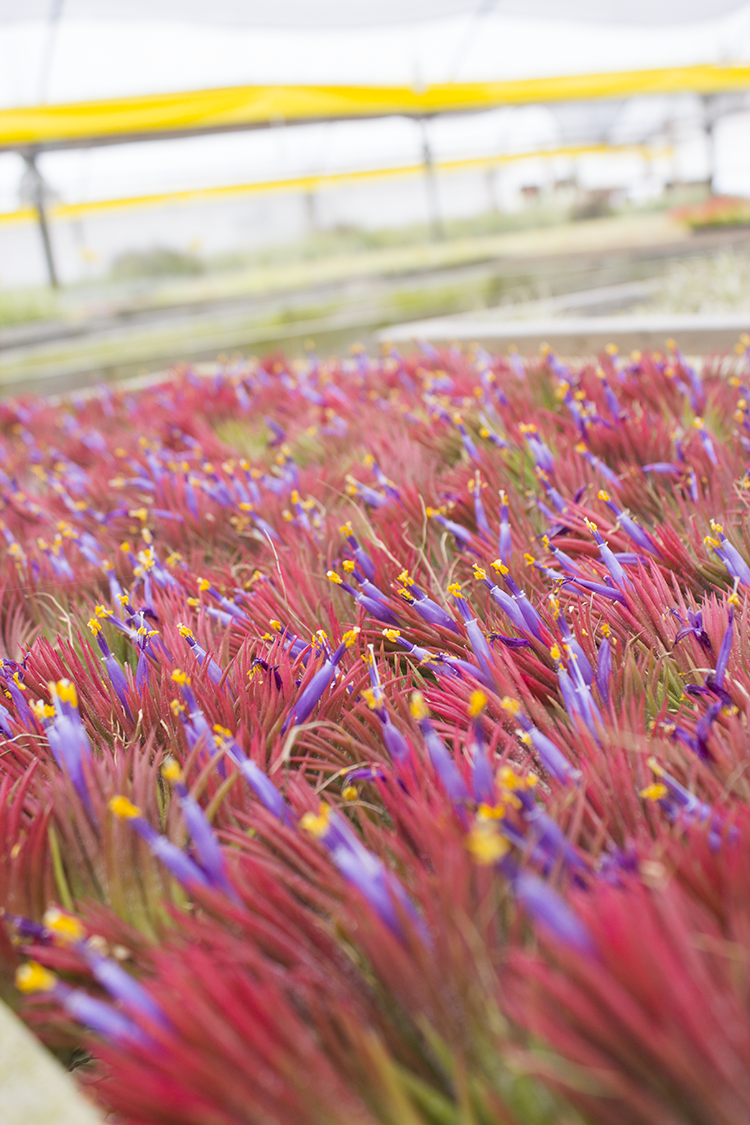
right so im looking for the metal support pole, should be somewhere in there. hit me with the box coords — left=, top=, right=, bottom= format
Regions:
left=23, top=154, right=58, bottom=289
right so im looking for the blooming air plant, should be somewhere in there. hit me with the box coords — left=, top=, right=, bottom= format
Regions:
left=2, top=338, right=750, bottom=1124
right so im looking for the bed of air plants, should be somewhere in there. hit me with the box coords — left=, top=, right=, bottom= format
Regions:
left=1, top=337, right=750, bottom=1125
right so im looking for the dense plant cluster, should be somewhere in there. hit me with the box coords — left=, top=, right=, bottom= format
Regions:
left=1, top=338, right=750, bottom=1125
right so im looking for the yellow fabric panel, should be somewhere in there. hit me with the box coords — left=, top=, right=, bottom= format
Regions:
left=0, top=143, right=658, bottom=225
left=0, top=65, right=749, bottom=148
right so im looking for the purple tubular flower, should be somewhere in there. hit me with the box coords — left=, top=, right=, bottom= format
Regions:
left=515, top=871, right=593, bottom=955
left=163, top=764, right=237, bottom=898
left=512, top=707, right=579, bottom=785
left=694, top=420, right=718, bottom=466
left=674, top=609, right=712, bottom=654
left=717, top=531, right=750, bottom=588
left=83, top=948, right=168, bottom=1027
left=471, top=475, right=491, bottom=538
left=281, top=629, right=359, bottom=733
left=346, top=477, right=390, bottom=508
left=411, top=694, right=469, bottom=808
left=485, top=580, right=528, bottom=631
left=178, top=627, right=226, bottom=688
left=555, top=613, right=593, bottom=685
left=341, top=525, right=376, bottom=582
left=303, top=805, right=424, bottom=941
left=596, top=638, right=611, bottom=706
left=44, top=681, right=94, bottom=817
left=335, top=574, right=400, bottom=626
left=598, top=492, right=661, bottom=557
left=364, top=646, right=409, bottom=764
left=498, top=490, right=512, bottom=566
left=521, top=427, right=555, bottom=472
left=578, top=446, right=621, bottom=488
left=58, top=981, right=149, bottom=1045
left=471, top=729, right=495, bottom=807
left=564, top=577, right=627, bottom=604
left=454, top=416, right=480, bottom=463
left=399, top=581, right=459, bottom=633
left=502, top=572, right=544, bottom=640
left=110, top=797, right=213, bottom=891
left=709, top=605, right=735, bottom=691
left=586, top=522, right=630, bottom=589
left=643, top=462, right=680, bottom=475
left=428, top=510, right=478, bottom=551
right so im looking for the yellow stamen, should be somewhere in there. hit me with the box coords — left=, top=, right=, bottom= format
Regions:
left=410, top=691, right=429, bottom=721
left=640, top=783, right=668, bottom=801
left=42, top=907, right=85, bottom=944
left=468, top=690, right=487, bottom=718
left=55, top=681, right=77, bottom=708
left=161, top=758, right=184, bottom=784
left=300, top=803, right=331, bottom=838
left=108, top=795, right=142, bottom=819
left=342, top=785, right=358, bottom=801
left=16, top=962, right=56, bottom=993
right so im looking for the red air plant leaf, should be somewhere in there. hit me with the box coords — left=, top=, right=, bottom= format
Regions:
left=3, top=339, right=750, bottom=1124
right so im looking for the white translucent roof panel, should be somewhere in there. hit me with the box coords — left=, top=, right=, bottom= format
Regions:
left=0, top=0, right=745, bottom=26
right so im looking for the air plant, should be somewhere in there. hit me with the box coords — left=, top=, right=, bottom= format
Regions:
left=1, top=336, right=750, bottom=1125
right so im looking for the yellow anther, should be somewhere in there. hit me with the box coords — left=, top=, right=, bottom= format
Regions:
left=447, top=582, right=463, bottom=597
left=466, top=822, right=509, bottom=865
left=360, top=687, right=378, bottom=711
left=598, top=490, right=611, bottom=502
left=549, top=644, right=561, bottom=662
left=704, top=536, right=720, bottom=548
left=186, top=597, right=200, bottom=608
left=342, top=785, right=358, bottom=802
left=327, top=571, right=343, bottom=585
left=640, top=783, right=668, bottom=802
left=500, top=697, right=520, bottom=716
left=473, top=565, right=487, bottom=581
left=128, top=508, right=148, bottom=522
left=383, top=628, right=401, bottom=642
left=197, top=578, right=210, bottom=592
left=16, top=962, right=57, bottom=993
left=710, top=520, right=724, bottom=534
left=177, top=624, right=195, bottom=640
left=339, top=522, right=353, bottom=535
left=728, top=592, right=741, bottom=608
left=161, top=758, right=184, bottom=784
left=600, top=622, right=611, bottom=637
left=478, top=803, right=505, bottom=820
left=342, top=628, right=361, bottom=648
left=171, top=669, right=191, bottom=685
left=87, top=617, right=102, bottom=636
left=693, top=417, right=705, bottom=430
left=301, top=803, right=331, bottom=838
left=108, top=795, right=142, bottom=820
left=55, top=681, right=77, bottom=708
left=410, top=691, right=429, bottom=721
left=523, top=553, right=535, bottom=566
left=468, top=690, right=487, bottom=718
left=42, top=908, right=85, bottom=944
left=342, top=560, right=355, bottom=573
left=584, top=518, right=598, bottom=533
left=491, top=559, right=509, bottom=575
left=170, top=699, right=184, bottom=716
